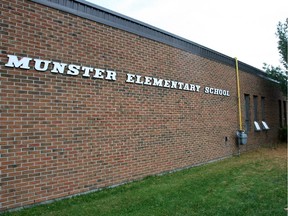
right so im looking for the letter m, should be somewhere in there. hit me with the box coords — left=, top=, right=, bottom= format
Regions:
left=152, top=78, right=163, bottom=87
left=5, top=55, right=32, bottom=69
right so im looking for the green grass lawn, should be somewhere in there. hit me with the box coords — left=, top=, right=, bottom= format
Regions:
left=3, top=145, right=287, bottom=216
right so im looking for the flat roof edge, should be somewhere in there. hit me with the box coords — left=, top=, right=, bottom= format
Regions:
left=31, top=0, right=269, bottom=80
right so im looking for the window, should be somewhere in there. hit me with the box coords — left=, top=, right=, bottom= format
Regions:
left=244, top=94, right=250, bottom=132
left=253, top=96, right=258, bottom=121
left=261, top=97, right=269, bottom=130
left=284, top=101, right=287, bottom=127
left=279, top=100, right=282, bottom=127
left=261, top=97, right=265, bottom=121
left=253, top=95, right=261, bottom=131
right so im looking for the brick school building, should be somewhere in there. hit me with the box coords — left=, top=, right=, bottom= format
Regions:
left=0, top=0, right=286, bottom=211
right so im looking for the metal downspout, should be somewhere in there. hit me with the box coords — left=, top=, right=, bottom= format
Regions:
left=235, top=57, right=242, bottom=156
left=235, top=57, right=243, bottom=131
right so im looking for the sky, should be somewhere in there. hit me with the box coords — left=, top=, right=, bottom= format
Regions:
left=85, top=0, right=287, bottom=70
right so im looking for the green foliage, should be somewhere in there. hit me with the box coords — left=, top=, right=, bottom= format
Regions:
left=263, top=19, right=288, bottom=96
left=276, top=19, right=288, bottom=69
left=3, top=147, right=287, bottom=216
left=263, top=63, right=287, bottom=95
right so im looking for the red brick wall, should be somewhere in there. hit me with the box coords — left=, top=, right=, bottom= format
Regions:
left=239, top=71, right=283, bottom=150
left=0, top=0, right=283, bottom=211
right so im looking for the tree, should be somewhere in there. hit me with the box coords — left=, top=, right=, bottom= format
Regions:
left=263, top=19, right=288, bottom=96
